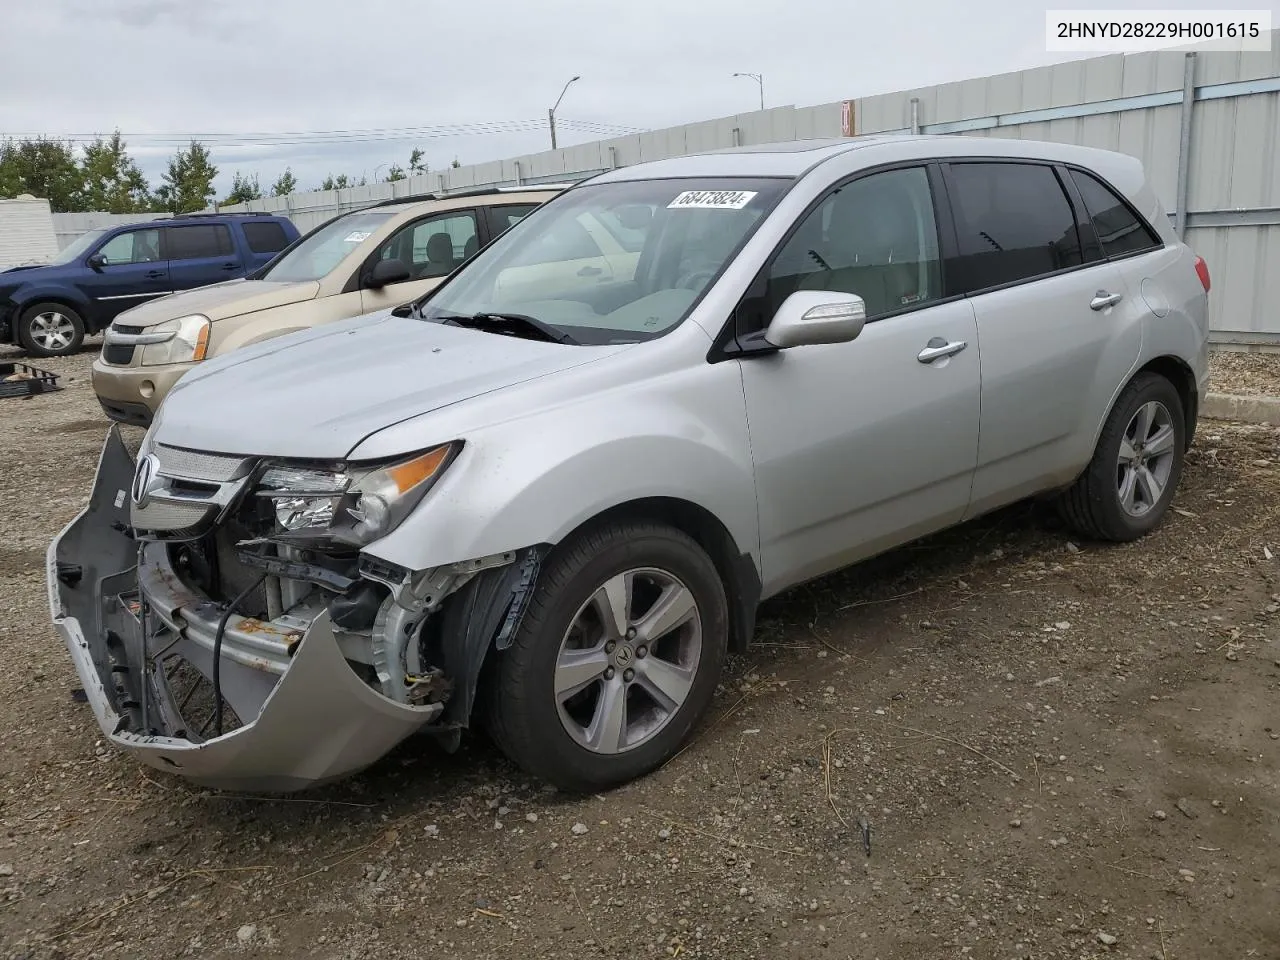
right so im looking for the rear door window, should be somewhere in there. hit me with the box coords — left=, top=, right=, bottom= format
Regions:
left=165, top=224, right=234, bottom=261
left=945, top=162, right=1086, bottom=293
left=1069, top=169, right=1162, bottom=258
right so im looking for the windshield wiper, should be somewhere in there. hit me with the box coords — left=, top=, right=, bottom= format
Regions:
left=443, top=312, right=577, bottom=345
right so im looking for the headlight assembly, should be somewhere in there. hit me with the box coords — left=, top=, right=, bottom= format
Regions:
left=138, top=314, right=211, bottom=366
left=256, top=443, right=459, bottom=548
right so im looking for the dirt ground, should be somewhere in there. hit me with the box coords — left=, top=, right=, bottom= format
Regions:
left=2, top=342, right=1279, bottom=960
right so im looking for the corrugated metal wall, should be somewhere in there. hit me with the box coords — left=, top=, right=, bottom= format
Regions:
left=0, top=198, right=59, bottom=269
left=197, top=31, right=1280, bottom=343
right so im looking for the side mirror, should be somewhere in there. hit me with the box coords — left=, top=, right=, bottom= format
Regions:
left=86, top=253, right=106, bottom=271
left=367, top=258, right=411, bottom=289
left=764, top=290, right=866, bottom=348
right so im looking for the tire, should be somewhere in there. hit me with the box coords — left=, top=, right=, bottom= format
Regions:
left=1059, top=372, right=1186, bottom=542
left=487, top=521, right=729, bottom=793
left=17, top=302, right=85, bottom=357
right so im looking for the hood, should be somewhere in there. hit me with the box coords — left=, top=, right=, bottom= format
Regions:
left=114, top=280, right=320, bottom=327
left=0, top=262, right=78, bottom=287
left=152, top=311, right=627, bottom=459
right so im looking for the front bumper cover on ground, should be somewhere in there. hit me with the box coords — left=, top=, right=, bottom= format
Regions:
left=46, top=428, right=440, bottom=792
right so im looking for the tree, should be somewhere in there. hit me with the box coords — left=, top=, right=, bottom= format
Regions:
left=271, top=168, right=297, bottom=197
left=221, top=171, right=262, bottom=206
left=0, top=137, right=85, bottom=212
left=385, top=164, right=406, bottom=182
left=451, top=156, right=461, bottom=169
left=320, top=174, right=352, bottom=191
left=153, top=140, right=218, bottom=213
left=78, top=131, right=150, bottom=213
left=408, top=148, right=427, bottom=176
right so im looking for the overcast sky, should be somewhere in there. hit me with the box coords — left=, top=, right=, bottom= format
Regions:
left=2, top=0, right=1277, bottom=197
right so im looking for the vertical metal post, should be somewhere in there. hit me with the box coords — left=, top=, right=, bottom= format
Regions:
left=910, top=97, right=921, bottom=135
left=609, top=146, right=619, bottom=169
left=1174, top=52, right=1197, bottom=239
left=548, top=108, right=558, bottom=150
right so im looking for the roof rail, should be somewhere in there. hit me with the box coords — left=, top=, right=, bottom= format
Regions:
left=174, top=210, right=278, bottom=219
left=365, top=183, right=569, bottom=209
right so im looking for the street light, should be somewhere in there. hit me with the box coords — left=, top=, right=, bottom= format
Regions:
left=548, top=75, right=581, bottom=150
left=373, top=163, right=387, bottom=182
left=732, top=72, right=765, bottom=111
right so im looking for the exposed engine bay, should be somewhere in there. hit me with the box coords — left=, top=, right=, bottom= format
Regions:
left=48, top=427, right=542, bottom=791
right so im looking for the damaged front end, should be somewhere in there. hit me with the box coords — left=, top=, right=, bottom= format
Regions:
left=48, top=427, right=541, bottom=792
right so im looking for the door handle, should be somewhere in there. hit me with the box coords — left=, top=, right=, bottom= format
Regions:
left=917, top=338, right=968, bottom=363
left=1090, top=290, right=1123, bottom=311
left=578, top=265, right=603, bottom=277
left=221, top=263, right=239, bottom=271
left=144, top=270, right=165, bottom=279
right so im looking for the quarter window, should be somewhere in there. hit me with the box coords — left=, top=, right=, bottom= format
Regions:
left=97, top=228, right=162, bottom=265
left=946, top=162, right=1085, bottom=291
left=242, top=220, right=291, bottom=255
left=165, top=224, right=234, bottom=261
left=765, top=166, right=943, bottom=320
left=1069, top=169, right=1162, bottom=258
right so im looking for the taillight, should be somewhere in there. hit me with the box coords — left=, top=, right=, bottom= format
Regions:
left=1194, top=255, right=1211, bottom=293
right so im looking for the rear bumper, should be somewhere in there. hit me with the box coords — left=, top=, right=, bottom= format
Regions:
left=47, top=428, right=439, bottom=792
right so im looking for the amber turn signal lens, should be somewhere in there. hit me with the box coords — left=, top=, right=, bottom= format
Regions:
left=385, top=446, right=450, bottom=494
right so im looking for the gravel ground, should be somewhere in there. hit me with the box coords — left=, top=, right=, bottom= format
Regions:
left=3, top=344, right=1280, bottom=960
left=1209, top=350, right=1280, bottom=398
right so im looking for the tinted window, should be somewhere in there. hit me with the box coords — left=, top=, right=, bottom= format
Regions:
left=166, top=224, right=233, bottom=261
left=242, top=220, right=291, bottom=255
left=947, top=163, right=1084, bottom=292
left=1069, top=169, right=1161, bottom=258
left=765, top=166, right=942, bottom=320
left=97, top=228, right=162, bottom=265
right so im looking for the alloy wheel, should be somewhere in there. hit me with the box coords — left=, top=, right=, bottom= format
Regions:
left=554, top=567, right=702, bottom=754
left=29, top=311, right=77, bottom=352
left=1116, top=400, right=1176, bottom=517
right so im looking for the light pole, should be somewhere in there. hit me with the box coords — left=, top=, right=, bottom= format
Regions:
left=548, top=75, right=580, bottom=150
left=732, top=72, right=765, bottom=111
left=373, top=163, right=387, bottom=183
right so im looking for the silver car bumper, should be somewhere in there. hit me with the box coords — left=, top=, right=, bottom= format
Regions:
left=47, top=429, right=439, bottom=792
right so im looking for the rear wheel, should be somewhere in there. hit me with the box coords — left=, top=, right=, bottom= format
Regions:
left=1059, top=372, right=1185, bottom=541
left=486, top=521, right=728, bottom=792
left=18, top=302, right=85, bottom=357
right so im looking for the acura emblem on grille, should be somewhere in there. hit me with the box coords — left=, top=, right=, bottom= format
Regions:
left=131, top=453, right=162, bottom=509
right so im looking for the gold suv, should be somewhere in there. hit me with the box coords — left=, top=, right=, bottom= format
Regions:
left=91, top=187, right=568, bottom=424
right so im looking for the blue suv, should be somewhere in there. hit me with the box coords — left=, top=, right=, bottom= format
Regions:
left=0, top=212, right=299, bottom=357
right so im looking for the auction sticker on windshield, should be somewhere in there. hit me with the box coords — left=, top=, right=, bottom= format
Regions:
left=667, top=190, right=758, bottom=210
left=343, top=231, right=373, bottom=243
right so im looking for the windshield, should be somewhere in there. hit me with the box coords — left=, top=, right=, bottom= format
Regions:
left=420, top=178, right=789, bottom=344
left=260, top=210, right=395, bottom=283
left=49, top=230, right=106, bottom=266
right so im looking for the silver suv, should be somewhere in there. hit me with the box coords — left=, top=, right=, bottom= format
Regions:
left=49, top=136, right=1209, bottom=793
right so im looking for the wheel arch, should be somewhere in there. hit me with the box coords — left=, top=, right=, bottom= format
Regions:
left=1134, top=354, right=1198, bottom=449
left=552, top=496, right=762, bottom=655
left=13, top=295, right=91, bottom=346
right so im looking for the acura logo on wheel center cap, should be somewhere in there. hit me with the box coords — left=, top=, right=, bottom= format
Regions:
left=131, top=453, right=162, bottom=509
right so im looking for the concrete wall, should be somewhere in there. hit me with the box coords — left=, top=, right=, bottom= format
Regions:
left=49, top=211, right=171, bottom=251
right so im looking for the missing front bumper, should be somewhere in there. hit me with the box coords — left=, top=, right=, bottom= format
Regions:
left=47, top=427, right=441, bottom=792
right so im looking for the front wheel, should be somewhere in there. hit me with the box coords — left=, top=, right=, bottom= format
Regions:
left=18, top=302, right=85, bottom=357
left=486, top=521, right=729, bottom=792
left=1059, top=372, right=1186, bottom=541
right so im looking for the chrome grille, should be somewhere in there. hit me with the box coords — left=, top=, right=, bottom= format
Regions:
left=154, top=445, right=251, bottom=482
left=131, top=499, right=211, bottom=533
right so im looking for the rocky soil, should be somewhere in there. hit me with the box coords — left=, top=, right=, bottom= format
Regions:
left=2, top=343, right=1279, bottom=960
